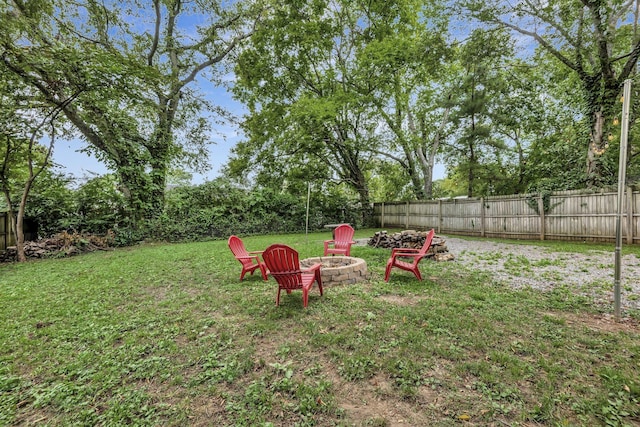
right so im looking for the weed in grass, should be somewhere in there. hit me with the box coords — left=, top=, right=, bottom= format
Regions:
left=598, top=391, right=639, bottom=427
left=488, top=350, right=533, bottom=379
left=542, top=313, right=567, bottom=326
left=504, top=254, right=532, bottom=276
left=376, top=338, right=400, bottom=356
left=474, top=380, right=523, bottom=414
left=270, top=362, right=296, bottom=393
left=476, top=251, right=502, bottom=262
left=276, top=344, right=292, bottom=358
left=387, top=359, right=429, bottom=399
left=469, top=291, right=487, bottom=301
left=198, top=352, right=245, bottom=385
left=532, top=258, right=566, bottom=267
left=101, top=387, right=161, bottom=425
left=226, top=378, right=272, bottom=424
left=432, top=342, right=465, bottom=361
left=303, top=364, right=322, bottom=377
left=598, top=263, right=614, bottom=269
left=338, top=356, right=378, bottom=381
left=546, top=284, right=592, bottom=310
left=292, top=379, right=334, bottom=417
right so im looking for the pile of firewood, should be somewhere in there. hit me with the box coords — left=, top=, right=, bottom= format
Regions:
left=368, top=230, right=455, bottom=261
left=0, top=231, right=114, bottom=262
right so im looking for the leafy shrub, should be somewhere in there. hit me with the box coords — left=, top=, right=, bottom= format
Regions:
left=22, top=173, right=367, bottom=245
left=147, top=178, right=365, bottom=241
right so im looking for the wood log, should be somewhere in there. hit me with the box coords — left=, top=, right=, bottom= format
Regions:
left=368, top=230, right=454, bottom=261
left=0, top=231, right=114, bottom=262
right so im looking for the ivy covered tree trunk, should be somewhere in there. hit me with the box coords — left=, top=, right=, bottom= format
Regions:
left=2, top=0, right=257, bottom=229
left=465, top=0, right=640, bottom=187
left=584, top=79, right=622, bottom=185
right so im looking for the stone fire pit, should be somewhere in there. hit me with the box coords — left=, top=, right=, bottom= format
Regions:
left=300, top=256, right=368, bottom=286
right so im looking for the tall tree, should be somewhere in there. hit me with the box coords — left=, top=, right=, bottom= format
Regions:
left=231, top=0, right=379, bottom=208
left=1, top=0, right=259, bottom=224
left=356, top=7, right=450, bottom=199
left=463, top=0, right=640, bottom=186
left=445, top=29, right=515, bottom=197
left=231, top=0, right=449, bottom=205
left=0, top=69, right=76, bottom=261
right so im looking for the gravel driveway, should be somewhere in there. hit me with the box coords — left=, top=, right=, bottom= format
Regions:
left=442, top=236, right=640, bottom=314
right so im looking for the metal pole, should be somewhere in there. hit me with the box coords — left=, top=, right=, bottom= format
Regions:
left=615, top=79, right=632, bottom=321
left=305, top=182, right=311, bottom=244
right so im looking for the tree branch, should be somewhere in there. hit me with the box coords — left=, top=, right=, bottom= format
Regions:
left=497, top=20, right=580, bottom=73
left=147, top=0, right=162, bottom=66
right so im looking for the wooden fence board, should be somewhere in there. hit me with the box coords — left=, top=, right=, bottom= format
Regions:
left=0, top=213, right=6, bottom=251
left=372, top=188, right=640, bottom=244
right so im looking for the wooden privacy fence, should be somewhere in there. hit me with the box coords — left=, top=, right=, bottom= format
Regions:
left=0, top=212, right=10, bottom=251
left=373, top=188, right=640, bottom=244
left=0, top=213, right=38, bottom=251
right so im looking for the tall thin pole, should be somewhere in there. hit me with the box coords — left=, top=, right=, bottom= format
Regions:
left=305, top=182, right=311, bottom=243
left=615, top=79, right=632, bottom=321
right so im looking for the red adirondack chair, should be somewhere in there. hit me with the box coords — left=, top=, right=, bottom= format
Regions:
left=262, top=244, right=324, bottom=308
left=228, top=235, right=269, bottom=281
left=323, top=224, right=356, bottom=256
left=384, top=229, right=435, bottom=282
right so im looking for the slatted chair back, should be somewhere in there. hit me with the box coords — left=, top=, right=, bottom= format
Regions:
left=333, top=224, right=355, bottom=250
left=228, top=235, right=268, bottom=281
left=324, top=223, right=356, bottom=256
left=262, top=243, right=324, bottom=307
left=410, top=229, right=435, bottom=263
left=228, top=235, right=250, bottom=262
left=384, top=229, right=435, bottom=282
left=262, top=244, right=304, bottom=290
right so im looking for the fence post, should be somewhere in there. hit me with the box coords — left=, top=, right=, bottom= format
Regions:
left=0, top=212, right=5, bottom=251
left=480, top=197, right=485, bottom=237
left=381, top=203, right=385, bottom=228
left=438, top=200, right=442, bottom=234
left=405, top=201, right=410, bottom=229
left=538, top=195, right=545, bottom=241
left=627, top=186, right=633, bottom=244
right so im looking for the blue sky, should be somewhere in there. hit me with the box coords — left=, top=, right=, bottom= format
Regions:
left=51, top=84, right=447, bottom=184
left=49, top=4, right=450, bottom=185
left=51, top=77, right=243, bottom=184
left=51, top=131, right=240, bottom=184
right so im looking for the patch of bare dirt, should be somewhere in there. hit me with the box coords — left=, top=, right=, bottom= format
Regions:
left=377, top=294, right=428, bottom=306
left=547, top=311, right=639, bottom=333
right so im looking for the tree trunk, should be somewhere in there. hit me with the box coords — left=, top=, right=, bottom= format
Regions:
left=7, top=178, right=34, bottom=263
left=417, top=101, right=450, bottom=199
left=586, top=110, right=605, bottom=185
left=356, top=182, right=372, bottom=227
left=15, top=189, right=28, bottom=262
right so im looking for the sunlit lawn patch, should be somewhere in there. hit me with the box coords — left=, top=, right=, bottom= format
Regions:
left=1, top=230, right=639, bottom=426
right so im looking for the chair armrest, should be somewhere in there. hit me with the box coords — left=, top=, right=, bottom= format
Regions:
left=236, top=255, right=259, bottom=260
left=391, top=248, right=419, bottom=256
left=248, top=250, right=264, bottom=255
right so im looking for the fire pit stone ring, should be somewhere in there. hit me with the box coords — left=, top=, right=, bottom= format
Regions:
left=300, top=256, right=368, bottom=286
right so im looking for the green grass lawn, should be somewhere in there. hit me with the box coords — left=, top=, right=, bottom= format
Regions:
left=1, top=230, right=639, bottom=426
